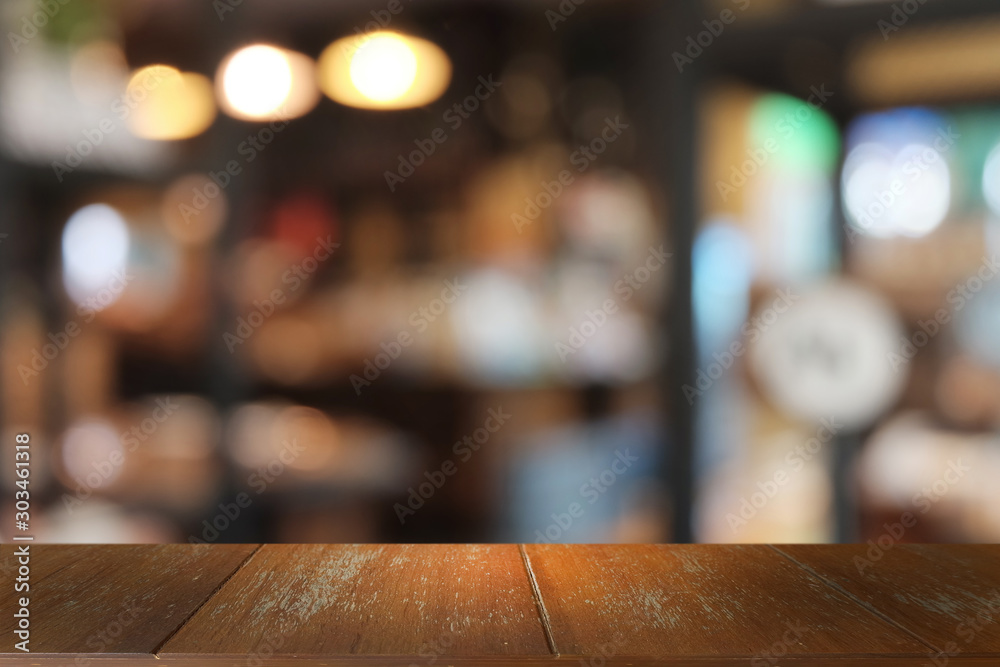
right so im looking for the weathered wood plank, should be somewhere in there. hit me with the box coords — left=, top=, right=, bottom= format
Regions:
left=0, top=544, right=258, bottom=655
left=158, top=544, right=552, bottom=659
left=523, top=544, right=933, bottom=659
left=4, top=544, right=1000, bottom=665
left=775, top=544, right=1000, bottom=657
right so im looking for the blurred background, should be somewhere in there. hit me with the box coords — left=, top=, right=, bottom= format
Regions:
left=2, top=0, right=1000, bottom=544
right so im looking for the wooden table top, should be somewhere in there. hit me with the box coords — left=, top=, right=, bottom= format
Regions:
left=2, top=544, right=998, bottom=665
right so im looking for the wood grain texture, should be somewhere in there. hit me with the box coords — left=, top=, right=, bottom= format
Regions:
left=0, top=543, right=258, bottom=655
left=4, top=544, right=1000, bottom=665
left=159, top=544, right=552, bottom=659
left=775, top=544, right=1000, bottom=656
left=523, top=543, right=933, bottom=660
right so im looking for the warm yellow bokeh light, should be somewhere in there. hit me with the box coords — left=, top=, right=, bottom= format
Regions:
left=319, top=31, right=451, bottom=110
left=218, top=45, right=293, bottom=119
left=126, top=65, right=216, bottom=141
left=349, top=33, right=418, bottom=102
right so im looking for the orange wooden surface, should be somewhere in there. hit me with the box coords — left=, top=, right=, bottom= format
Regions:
left=523, top=543, right=929, bottom=659
left=775, top=544, right=1000, bottom=658
left=160, top=544, right=551, bottom=658
left=2, top=543, right=998, bottom=665
left=1, top=544, right=258, bottom=655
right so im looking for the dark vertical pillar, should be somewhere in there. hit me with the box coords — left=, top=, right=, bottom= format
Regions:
left=188, top=9, right=263, bottom=544
left=831, top=113, right=857, bottom=544
left=644, top=1, right=701, bottom=543
left=0, top=153, right=12, bottom=437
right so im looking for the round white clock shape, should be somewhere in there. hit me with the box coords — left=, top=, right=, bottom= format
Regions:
left=748, top=279, right=908, bottom=430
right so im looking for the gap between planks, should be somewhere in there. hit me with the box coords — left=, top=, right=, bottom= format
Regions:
left=766, top=544, right=943, bottom=655
left=151, top=544, right=263, bottom=656
left=519, top=545, right=560, bottom=656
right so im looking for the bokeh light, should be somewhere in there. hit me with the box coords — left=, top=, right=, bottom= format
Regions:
left=220, top=45, right=291, bottom=117
left=693, top=222, right=754, bottom=357
left=318, top=31, right=451, bottom=110
left=61, top=203, right=130, bottom=308
left=749, top=93, right=840, bottom=172
left=161, top=173, right=228, bottom=245
left=126, top=65, right=216, bottom=140
left=350, top=33, right=417, bottom=102
left=250, top=316, right=325, bottom=385
left=450, top=269, right=544, bottom=383
left=843, top=142, right=951, bottom=238
left=842, top=108, right=954, bottom=239
left=217, top=45, right=319, bottom=121
left=272, top=406, right=339, bottom=472
left=227, top=402, right=338, bottom=474
left=984, top=142, right=1000, bottom=217
left=60, top=418, right=124, bottom=490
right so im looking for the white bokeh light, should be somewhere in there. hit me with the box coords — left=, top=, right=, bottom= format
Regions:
left=983, top=142, right=1000, bottom=217
left=450, top=270, right=544, bottom=383
left=61, top=204, right=130, bottom=307
left=893, top=143, right=951, bottom=236
left=843, top=142, right=951, bottom=239
left=220, top=45, right=293, bottom=118
left=843, top=143, right=895, bottom=238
